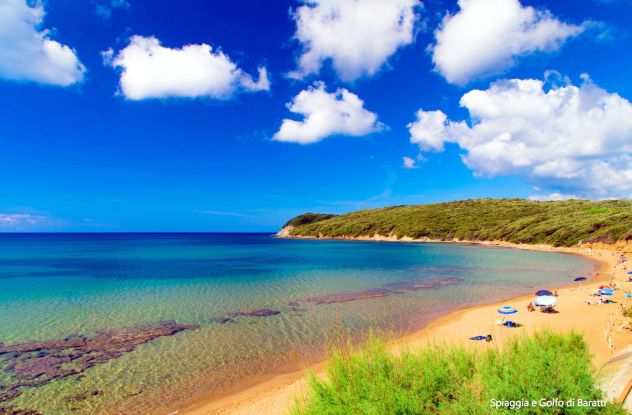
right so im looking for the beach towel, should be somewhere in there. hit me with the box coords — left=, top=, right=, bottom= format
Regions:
left=469, top=335, right=487, bottom=341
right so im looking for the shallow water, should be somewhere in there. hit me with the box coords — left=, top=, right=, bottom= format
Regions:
left=0, top=233, right=595, bottom=414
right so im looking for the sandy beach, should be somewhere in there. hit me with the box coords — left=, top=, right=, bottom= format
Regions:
left=180, top=241, right=632, bottom=415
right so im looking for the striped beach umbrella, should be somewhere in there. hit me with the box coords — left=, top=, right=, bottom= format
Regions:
left=497, top=305, right=517, bottom=315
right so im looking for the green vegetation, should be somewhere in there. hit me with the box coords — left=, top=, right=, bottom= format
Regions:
left=283, top=199, right=632, bottom=247
left=294, top=332, right=626, bottom=415
left=284, top=213, right=339, bottom=228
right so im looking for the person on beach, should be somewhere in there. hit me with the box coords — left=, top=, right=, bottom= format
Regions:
left=527, top=302, right=535, bottom=312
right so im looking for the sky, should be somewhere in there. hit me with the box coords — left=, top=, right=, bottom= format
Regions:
left=1, top=0, right=632, bottom=232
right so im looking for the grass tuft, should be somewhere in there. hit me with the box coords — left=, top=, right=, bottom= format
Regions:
left=294, top=332, right=627, bottom=414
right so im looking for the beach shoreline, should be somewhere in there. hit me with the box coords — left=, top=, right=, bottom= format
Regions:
left=179, top=239, right=632, bottom=415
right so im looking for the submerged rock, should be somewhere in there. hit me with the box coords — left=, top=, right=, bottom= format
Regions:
left=0, top=321, right=197, bottom=404
left=295, top=276, right=463, bottom=306
left=64, top=389, right=103, bottom=403
left=383, top=276, right=463, bottom=291
left=229, top=308, right=281, bottom=318
left=210, top=316, right=237, bottom=325
left=0, top=406, right=43, bottom=415
left=211, top=308, right=282, bottom=324
left=302, top=288, right=394, bottom=305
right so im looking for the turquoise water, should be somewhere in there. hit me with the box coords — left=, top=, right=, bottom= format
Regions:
left=0, top=233, right=595, bottom=414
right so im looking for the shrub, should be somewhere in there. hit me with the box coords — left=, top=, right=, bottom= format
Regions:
left=294, top=332, right=627, bottom=415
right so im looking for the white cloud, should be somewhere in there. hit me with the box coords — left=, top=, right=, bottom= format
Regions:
left=0, top=0, right=85, bottom=86
left=290, top=0, right=420, bottom=81
left=402, top=156, right=418, bottom=169
left=0, top=213, right=47, bottom=227
left=273, top=82, right=383, bottom=144
left=408, top=74, right=632, bottom=198
left=407, top=110, right=450, bottom=151
left=431, top=0, right=583, bottom=85
left=105, top=35, right=270, bottom=100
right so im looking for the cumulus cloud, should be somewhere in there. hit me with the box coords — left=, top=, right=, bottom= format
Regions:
left=0, top=0, right=85, bottom=86
left=105, top=35, right=270, bottom=100
left=408, top=110, right=451, bottom=152
left=408, top=74, right=632, bottom=198
left=402, top=156, right=418, bottom=169
left=431, top=0, right=583, bottom=85
left=273, top=82, right=383, bottom=144
left=290, top=0, right=420, bottom=81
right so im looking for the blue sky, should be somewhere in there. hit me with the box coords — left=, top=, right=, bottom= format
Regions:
left=1, top=0, right=632, bottom=232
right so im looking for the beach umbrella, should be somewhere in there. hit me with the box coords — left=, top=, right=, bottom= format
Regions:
left=534, top=296, right=556, bottom=307
left=628, top=271, right=632, bottom=275
left=600, top=288, right=615, bottom=296
left=574, top=276, right=587, bottom=281
left=535, top=289, right=553, bottom=296
left=497, top=305, right=517, bottom=315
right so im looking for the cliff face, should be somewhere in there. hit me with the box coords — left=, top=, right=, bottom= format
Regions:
left=277, top=213, right=337, bottom=238
left=279, top=199, right=632, bottom=248
left=276, top=225, right=294, bottom=238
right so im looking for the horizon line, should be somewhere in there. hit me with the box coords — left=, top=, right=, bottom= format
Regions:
left=0, top=231, right=278, bottom=235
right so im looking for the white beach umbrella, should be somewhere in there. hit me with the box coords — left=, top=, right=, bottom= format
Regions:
left=534, top=295, right=556, bottom=307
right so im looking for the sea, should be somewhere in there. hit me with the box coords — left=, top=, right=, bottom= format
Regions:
left=0, top=233, right=596, bottom=414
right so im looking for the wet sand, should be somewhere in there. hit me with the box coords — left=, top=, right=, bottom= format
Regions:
left=179, top=242, right=632, bottom=415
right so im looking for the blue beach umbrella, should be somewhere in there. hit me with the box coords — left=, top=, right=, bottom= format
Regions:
left=628, top=271, right=632, bottom=275
left=498, top=305, right=518, bottom=315
left=600, top=288, right=615, bottom=296
left=535, top=289, right=553, bottom=296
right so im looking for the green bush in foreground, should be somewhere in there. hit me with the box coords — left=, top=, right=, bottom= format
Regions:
left=294, top=332, right=627, bottom=415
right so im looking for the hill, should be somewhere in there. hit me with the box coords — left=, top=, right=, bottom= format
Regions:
left=280, top=199, right=632, bottom=247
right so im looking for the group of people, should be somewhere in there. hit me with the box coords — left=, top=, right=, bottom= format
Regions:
left=585, top=296, right=614, bottom=305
